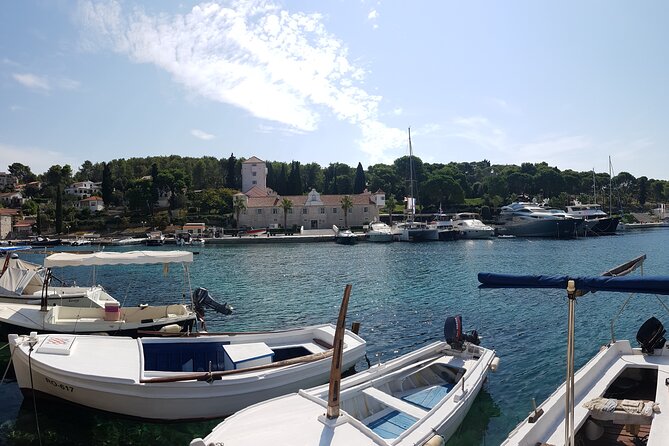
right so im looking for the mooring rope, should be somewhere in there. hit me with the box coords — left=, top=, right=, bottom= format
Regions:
left=28, top=343, right=43, bottom=446
left=1, top=343, right=14, bottom=384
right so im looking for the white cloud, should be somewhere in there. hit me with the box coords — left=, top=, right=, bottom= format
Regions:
left=449, top=115, right=507, bottom=151
left=191, top=129, right=215, bottom=140
left=13, top=73, right=50, bottom=91
left=367, top=9, right=378, bottom=20
left=75, top=0, right=405, bottom=160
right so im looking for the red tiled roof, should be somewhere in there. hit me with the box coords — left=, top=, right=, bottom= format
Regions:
left=245, top=186, right=269, bottom=197
left=80, top=196, right=103, bottom=202
left=247, top=193, right=375, bottom=208
left=0, top=209, right=19, bottom=216
left=243, top=156, right=264, bottom=164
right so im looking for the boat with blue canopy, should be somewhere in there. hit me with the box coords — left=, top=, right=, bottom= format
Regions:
left=479, top=255, right=669, bottom=446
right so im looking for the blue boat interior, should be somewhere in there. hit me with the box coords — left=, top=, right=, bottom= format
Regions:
left=367, top=410, right=418, bottom=439
left=143, top=342, right=230, bottom=372
left=142, top=343, right=314, bottom=372
left=401, top=383, right=455, bottom=410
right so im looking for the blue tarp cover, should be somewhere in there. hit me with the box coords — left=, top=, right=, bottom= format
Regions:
left=478, top=273, right=669, bottom=296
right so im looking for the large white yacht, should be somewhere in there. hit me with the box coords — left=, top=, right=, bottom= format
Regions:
left=366, top=221, right=394, bottom=242
left=565, top=201, right=620, bottom=235
left=495, top=202, right=579, bottom=238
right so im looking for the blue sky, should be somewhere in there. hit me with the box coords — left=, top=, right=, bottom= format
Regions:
left=1, top=1, right=668, bottom=180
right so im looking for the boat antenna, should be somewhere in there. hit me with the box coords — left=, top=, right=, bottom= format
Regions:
left=591, top=169, right=596, bottom=204
left=609, top=156, right=613, bottom=216
left=326, top=283, right=352, bottom=419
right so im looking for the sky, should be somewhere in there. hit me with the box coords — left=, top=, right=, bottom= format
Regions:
left=1, top=1, right=668, bottom=180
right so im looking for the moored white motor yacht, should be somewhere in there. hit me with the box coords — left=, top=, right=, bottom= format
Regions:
left=565, top=202, right=621, bottom=236
left=452, top=213, right=494, bottom=239
left=366, top=221, right=394, bottom=242
left=495, top=202, right=579, bottom=238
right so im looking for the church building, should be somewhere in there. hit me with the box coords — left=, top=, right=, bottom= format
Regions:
left=235, top=157, right=385, bottom=230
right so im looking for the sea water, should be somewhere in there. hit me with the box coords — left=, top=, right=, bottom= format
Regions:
left=1, top=229, right=668, bottom=445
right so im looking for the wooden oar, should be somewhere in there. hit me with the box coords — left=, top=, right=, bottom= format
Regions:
left=140, top=349, right=334, bottom=384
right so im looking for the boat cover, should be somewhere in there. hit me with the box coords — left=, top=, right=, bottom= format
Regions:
left=0, top=246, right=32, bottom=252
left=0, top=258, right=44, bottom=296
left=478, top=273, right=669, bottom=295
left=44, top=250, right=193, bottom=267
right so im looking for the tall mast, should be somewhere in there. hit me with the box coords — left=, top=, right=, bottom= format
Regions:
left=592, top=169, right=597, bottom=204
left=408, top=127, right=415, bottom=221
left=609, top=156, right=613, bottom=215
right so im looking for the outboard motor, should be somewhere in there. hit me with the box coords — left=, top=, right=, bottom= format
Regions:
left=192, top=287, right=234, bottom=317
left=444, top=315, right=480, bottom=350
left=636, top=316, right=666, bottom=355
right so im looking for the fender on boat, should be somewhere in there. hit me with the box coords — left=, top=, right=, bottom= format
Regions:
left=424, top=434, right=445, bottom=446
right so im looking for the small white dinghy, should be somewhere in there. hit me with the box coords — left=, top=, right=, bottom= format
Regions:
left=8, top=286, right=366, bottom=421
left=191, top=315, right=498, bottom=446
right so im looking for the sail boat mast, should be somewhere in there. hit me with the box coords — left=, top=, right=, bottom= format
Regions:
left=609, top=156, right=613, bottom=215
left=408, top=127, right=415, bottom=221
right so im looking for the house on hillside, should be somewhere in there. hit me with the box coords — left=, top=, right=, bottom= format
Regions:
left=12, top=219, right=35, bottom=237
left=77, top=196, right=105, bottom=212
left=235, top=157, right=385, bottom=229
left=0, top=191, right=24, bottom=208
left=65, top=181, right=101, bottom=199
left=0, top=208, right=19, bottom=239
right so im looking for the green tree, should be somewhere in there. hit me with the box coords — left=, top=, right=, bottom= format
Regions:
left=287, top=161, right=302, bottom=195
left=101, top=162, right=113, bottom=206
left=226, top=153, right=237, bottom=189
left=74, top=160, right=95, bottom=182
left=280, top=198, right=293, bottom=229
left=638, top=176, right=648, bottom=205
left=421, top=171, right=465, bottom=208
left=353, top=162, right=366, bottom=193
left=340, top=195, right=353, bottom=228
left=8, top=162, right=35, bottom=183
left=55, top=184, right=63, bottom=233
left=233, top=196, right=246, bottom=228
left=126, top=178, right=153, bottom=214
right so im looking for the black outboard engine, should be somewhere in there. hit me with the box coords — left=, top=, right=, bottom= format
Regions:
left=637, top=316, right=666, bottom=355
left=444, top=315, right=480, bottom=350
left=192, top=287, right=234, bottom=317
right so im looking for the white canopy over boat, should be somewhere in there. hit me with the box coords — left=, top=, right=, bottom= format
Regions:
left=44, top=250, right=193, bottom=268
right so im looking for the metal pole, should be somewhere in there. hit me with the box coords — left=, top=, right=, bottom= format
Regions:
left=564, top=280, right=576, bottom=446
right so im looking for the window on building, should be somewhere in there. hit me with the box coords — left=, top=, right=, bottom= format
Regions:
left=364, top=207, right=368, bottom=212
left=332, top=208, right=337, bottom=213
left=252, top=180, right=257, bottom=185
left=252, top=172, right=257, bottom=176
left=272, top=208, right=278, bottom=214
left=257, top=209, right=262, bottom=214
left=320, top=208, right=325, bottom=214
left=288, top=209, right=293, bottom=214
left=302, top=208, right=308, bottom=214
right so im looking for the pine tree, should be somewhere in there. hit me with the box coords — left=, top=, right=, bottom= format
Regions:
left=353, top=162, right=366, bottom=193
left=102, top=162, right=113, bottom=205
left=288, top=161, right=302, bottom=195
left=226, top=153, right=237, bottom=189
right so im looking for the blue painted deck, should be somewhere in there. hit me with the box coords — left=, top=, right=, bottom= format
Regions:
left=367, top=410, right=418, bottom=439
left=402, top=383, right=454, bottom=410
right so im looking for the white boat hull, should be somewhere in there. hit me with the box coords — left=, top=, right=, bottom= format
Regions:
left=503, top=340, right=669, bottom=446
left=9, top=324, right=366, bottom=420
left=193, top=341, right=497, bottom=445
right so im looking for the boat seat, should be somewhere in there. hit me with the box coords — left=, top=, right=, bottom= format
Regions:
left=362, top=387, right=428, bottom=419
left=584, top=397, right=659, bottom=425
left=400, top=383, right=454, bottom=410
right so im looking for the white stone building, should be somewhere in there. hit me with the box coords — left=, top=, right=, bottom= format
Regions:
left=235, top=157, right=384, bottom=229
left=65, top=181, right=101, bottom=199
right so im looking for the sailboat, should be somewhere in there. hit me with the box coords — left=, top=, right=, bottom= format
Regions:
left=393, top=128, right=439, bottom=242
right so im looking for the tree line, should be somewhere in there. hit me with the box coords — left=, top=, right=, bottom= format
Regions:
left=4, top=154, right=669, bottom=232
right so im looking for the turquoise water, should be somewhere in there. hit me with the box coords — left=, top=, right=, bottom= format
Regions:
left=1, top=229, right=668, bottom=445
